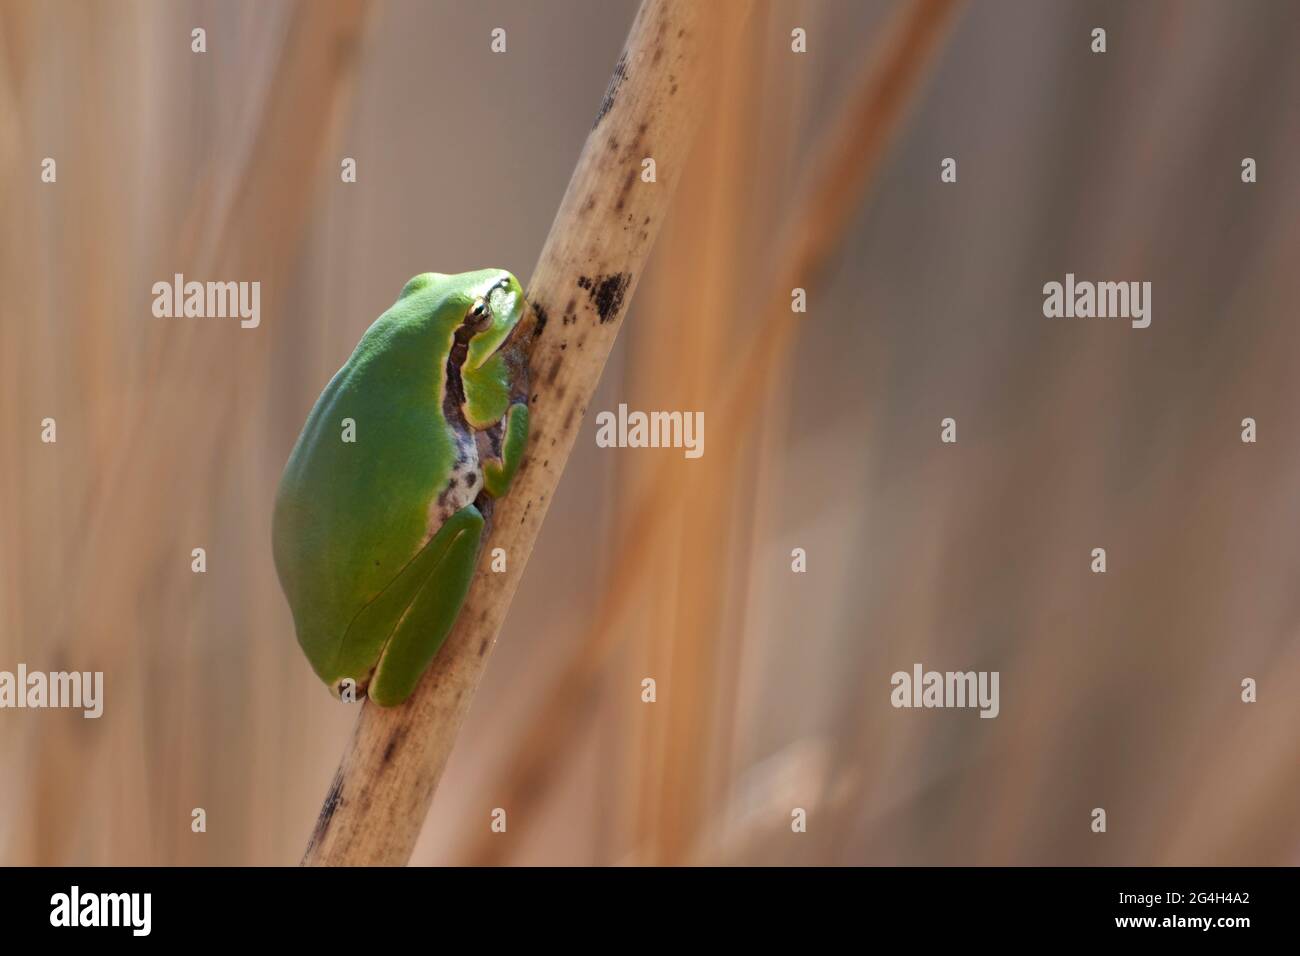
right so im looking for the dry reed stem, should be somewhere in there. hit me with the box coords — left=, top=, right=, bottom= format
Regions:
left=301, top=0, right=748, bottom=867
left=458, top=0, right=965, bottom=866
left=633, top=7, right=762, bottom=864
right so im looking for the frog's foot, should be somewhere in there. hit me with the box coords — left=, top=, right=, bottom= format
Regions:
left=478, top=402, right=529, bottom=499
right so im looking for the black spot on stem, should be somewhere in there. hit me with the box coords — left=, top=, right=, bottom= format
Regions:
left=577, top=273, right=630, bottom=323
left=531, top=302, right=549, bottom=337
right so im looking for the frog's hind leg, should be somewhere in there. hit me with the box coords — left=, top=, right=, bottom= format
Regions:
left=368, top=504, right=484, bottom=706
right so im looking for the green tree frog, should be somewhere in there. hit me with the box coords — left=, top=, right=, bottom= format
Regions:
left=273, top=270, right=529, bottom=706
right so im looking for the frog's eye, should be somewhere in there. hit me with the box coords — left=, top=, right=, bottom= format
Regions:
left=466, top=297, right=491, bottom=330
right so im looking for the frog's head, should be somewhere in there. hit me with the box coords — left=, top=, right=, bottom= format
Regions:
left=390, top=270, right=526, bottom=429
left=396, top=269, right=523, bottom=341
left=455, top=270, right=527, bottom=429
left=460, top=270, right=525, bottom=366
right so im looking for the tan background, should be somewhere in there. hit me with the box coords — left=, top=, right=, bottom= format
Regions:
left=1, top=0, right=1297, bottom=865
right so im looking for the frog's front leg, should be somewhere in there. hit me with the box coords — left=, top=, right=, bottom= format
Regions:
left=367, top=504, right=484, bottom=706
left=479, top=401, right=529, bottom=498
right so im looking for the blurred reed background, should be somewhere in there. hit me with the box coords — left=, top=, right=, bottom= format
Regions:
left=1, top=0, right=1298, bottom=866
